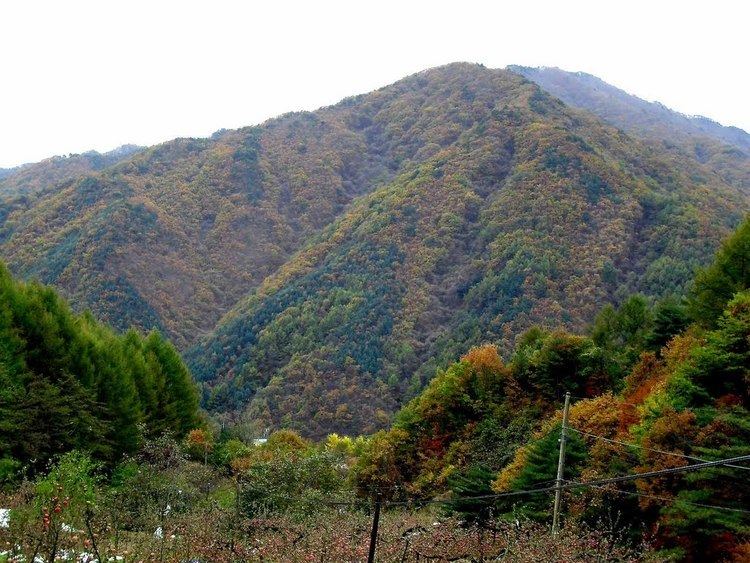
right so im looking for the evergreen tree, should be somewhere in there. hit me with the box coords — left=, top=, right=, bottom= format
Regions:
left=646, top=297, right=690, bottom=352
left=0, top=262, right=201, bottom=471
left=689, top=217, right=750, bottom=326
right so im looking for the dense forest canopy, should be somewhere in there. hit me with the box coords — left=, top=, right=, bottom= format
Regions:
left=508, top=65, right=750, bottom=191
left=351, top=215, right=750, bottom=560
left=1, top=64, right=748, bottom=440
left=2, top=215, right=748, bottom=562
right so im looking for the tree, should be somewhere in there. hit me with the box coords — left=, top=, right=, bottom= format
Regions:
left=689, top=217, right=750, bottom=326
left=646, top=297, right=690, bottom=352
left=185, top=429, right=214, bottom=464
left=446, top=465, right=497, bottom=524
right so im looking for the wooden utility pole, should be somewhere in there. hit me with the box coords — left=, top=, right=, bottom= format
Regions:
left=552, top=392, right=571, bottom=535
left=367, top=495, right=382, bottom=563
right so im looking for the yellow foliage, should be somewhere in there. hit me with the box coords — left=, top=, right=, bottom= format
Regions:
left=492, top=446, right=528, bottom=492
left=325, top=433, right=354, bottom=455
left=266, top=429, right=309, bottom=452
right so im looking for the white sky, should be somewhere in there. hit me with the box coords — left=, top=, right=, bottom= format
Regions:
left=1, top=0, right=748, bottom=168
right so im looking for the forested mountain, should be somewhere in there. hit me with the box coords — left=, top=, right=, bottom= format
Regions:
left=0, top=145, right=143, bottom=199
left=3, top=66, right=555, bottom=347
left=1, top=63, right=748, bottom=439
left=509, top=66, right=750, bottom=190
left=187, top=64, right=748, bottom=437
left=0, top=262, right=200, bottom=475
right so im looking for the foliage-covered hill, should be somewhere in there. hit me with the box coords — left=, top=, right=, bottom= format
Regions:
left=0, top=262, right=200, bottom=476
left=0, top=145, right=143, bottom=199
left=509, top=66, right=750, bottom=190
left=2, top=66, right=557, bottom=347
left=187, top=64, right=749, bottom=437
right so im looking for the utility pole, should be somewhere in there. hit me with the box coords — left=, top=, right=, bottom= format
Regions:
left=367, top=495, right=382, bottom=563
left=552, top=392, right=571, bottom=535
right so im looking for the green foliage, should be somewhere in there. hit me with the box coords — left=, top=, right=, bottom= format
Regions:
left=498, top=426, right=586, bottom=519
left=668, top=291, right=750, bottom=409
left=1, top=63, right=747, bottom=444
left=239, top=449, right=349, bottom=518
left=445, top=465, right=497, bottom=524
left=590, top=295, right=655, bottom=380
left=0, top=263, right=201, bottom=470
left=689, top=217, right=750, bottom=326
left=512, top=329, right=594, bottom=400
left=646, top=296, right=690, bottom=352
left=0, top=457, right=21, bottom=489
left=188, top=65, right=746, bottom=436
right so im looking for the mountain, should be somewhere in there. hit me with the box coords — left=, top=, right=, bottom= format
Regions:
left=186, top=64, right=748, bottom=437
left=1, top=63, right=748, bottom=438
left=508, top=66, right=750, bottom=190
left=0, top=145, right=143, bottom=199
left=3, top=66, right=539, bottom=347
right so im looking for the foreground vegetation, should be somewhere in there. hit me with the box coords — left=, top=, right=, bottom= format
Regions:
left=0, top=263, right=200, bottom=475
left=1, top=435, right=654, bottom=562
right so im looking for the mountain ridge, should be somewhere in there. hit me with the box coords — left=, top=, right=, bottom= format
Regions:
left=508, top=65, right=750, bottom=191
left=507, top=65, right=750, bottom=151
left=0, top=144, right=144, bottom=199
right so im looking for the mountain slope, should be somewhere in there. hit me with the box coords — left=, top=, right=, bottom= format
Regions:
left=0, top=145, right=143, bottom=199
left=2, top=63, right=748, bottom=437
left=508, top=66, right=750, bottom=190
left=187, top=64, right=749, bottom=437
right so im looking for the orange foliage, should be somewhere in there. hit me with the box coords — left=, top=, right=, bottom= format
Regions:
left=461, top=344, right=503, bottom=373
left=620, top=352, right=666, bottom=431
left=635, top=408, right=697, bottom=508
left=186, top=428, right=211, bottom=448
left=492, top=446, right=528, bottom=493
left=568, top=393, right=621, bottom=438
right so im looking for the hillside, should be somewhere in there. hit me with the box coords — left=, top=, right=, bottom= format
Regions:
left=509, top=66, right=750, bottom=190
left=2, top=65, right=546, bottom=347
left=1, top=63, right=748, bottom=438
left=0, top=145, right=143, bottom=199
left=186, top=64, right=749, bottom=437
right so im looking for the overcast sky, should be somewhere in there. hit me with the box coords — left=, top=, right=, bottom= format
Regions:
left=1, top=0, right=748, bottom=168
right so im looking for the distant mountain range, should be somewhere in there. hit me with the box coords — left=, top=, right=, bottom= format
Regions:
left=0, top=145, right=143, bottom=198
left=1, top=63, right=747, bottom=436
left=509, top=66, right=750, bottom=189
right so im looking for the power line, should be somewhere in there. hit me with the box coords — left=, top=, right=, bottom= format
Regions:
left=561, top=454, right=750, bottom=489
left=569, top=395, right=642, bottom=410
left=568, top=426, right=750, bottom=472
left=564, top=480, right=750, bottom=515
left=318, top=453, right=750, bottom=514
left=327, top=454, right=750, bottom=510
left=383, top=481, right=561, bottom=508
